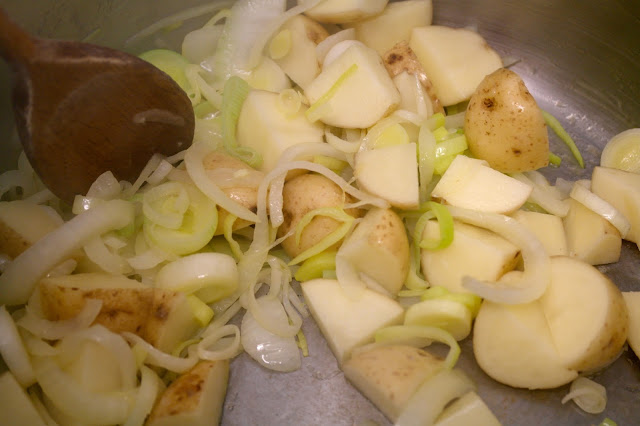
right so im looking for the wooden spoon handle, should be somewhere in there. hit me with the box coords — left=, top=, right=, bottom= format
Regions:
left=0, top=7, right=36, bottom=64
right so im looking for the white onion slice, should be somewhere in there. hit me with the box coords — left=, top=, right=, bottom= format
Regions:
left=123, top=366, right=164, bottom=426
left=34, top=356, right=135, bottom=425
left=57, top=325, right=137, bottom=390
left=0, top=305, right=36, bottom=387
left=84, top=237, right=132, bottom=275
left=511, top=172, right=570, bottom=217
left=561, top=377, right=607, bottom=414
left=185, top=143, right=259, bottom=222
left=570, top=183, right=631, bottom=238
left=0, top=200, right=135, bottom=305
left=448, top=206, right=551, bottom=304
left=316, top=28, right=356, bottom=64
left=86, top=171, right=121, bottom=199
left=198, top=324, right=242, bottom=361
left=241, top=296, right=301, bottom=372
left=122, top=332, right=199, bottom=373
left=396, top=369, right=476, bottom=426
left=17, top=299, right=102, bottom=341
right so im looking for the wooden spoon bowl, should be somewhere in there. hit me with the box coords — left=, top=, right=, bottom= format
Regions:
left=0, top=8, right=195, bottom=203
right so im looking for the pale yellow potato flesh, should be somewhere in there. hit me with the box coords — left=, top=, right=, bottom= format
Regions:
left=346, top=0, right=433, bottom=56
left=300, top=278, right=404, bottom=365
left=464, top=68, right=549, bottom=173
left=540, top=256, right=628, bottom=372
left=302, top=0, right=388, bottom=24
left=337, top=207, right=410, bottom=296
left=305, top=43, right=400, bottom=129
left=511, top=210, right=568, bottom=257
left=622, top=292, right=640, bottom=359
left=0, top=200, right=62, bottom=258
left=343, top=345, right=443, bottom=422
left=354, top=143, right=420, bottom=210
left=433, top=391, right=501, bottom=426
left=563, top=198, right=621, bottom=265
left=236, top=90, right=324, bottom=173
left=147, top=360, right=229, bottom=426
left=431, top=155, right=533, bottom=214
left=473, top=298, right=578, bottom=389
left=591, top=166, right=640, bottom=245
left=409, top=26, right=502, bottom=106
left=421, top=220, right=520, bottom=294
left=273, top=15, right=328, bottom=89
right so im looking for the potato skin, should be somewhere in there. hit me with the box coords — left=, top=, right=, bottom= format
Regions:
left=203, top=151, right=264, bottom=235
left=464, top=68, right=549, bottom=173
left=277, top=173, right=362, bottom=258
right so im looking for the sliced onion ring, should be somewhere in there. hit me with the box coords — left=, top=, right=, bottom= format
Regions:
left=447, top=206, right=551, bottom=304
left=570, top=182, right=631, bottom=238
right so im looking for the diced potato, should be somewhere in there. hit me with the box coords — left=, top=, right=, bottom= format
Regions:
left=622, top=292, right=640, bottom=359
left=591, top=166, right=640, bottom=245
left=539, top=256, right=628, bottom=372
left=0, top=371, right=47, bottom=426
left=237, top=90, right=325, bottom=173
left=431, top=155, right=532, bottom=214
left=147, top=360, right=229, bottom=426
left=563, top=199, right=621, bottom=265
left=39, top=273, right=200, bottom=353
left=346, top=0, right=432, bottom=56
left=433, top=392, right=501, bottom=426
left=473, top=298, right=578, bottom=389
left=337, top=208, right=410, bottom=296
left=343, top=345, right=443, bottom=422
left=277, top=173, right=362, bottom=259
left=305, top=43, right=400, bottom=129
left=421, top=220, right=520, bottom=294
left=302, top=0, right=388, bottom=24
left=464, top=68, right=549, bottom=173
left=273, top=15, right=328, bottom=89
left=409, top=26, right=502, bottom=106
left=0, top=200, right=62, bottom=258
left=511, top=210, right=567, bottom=257
left=300, top=278, right=404, bottom=365
left=354, top=143, right=419, bottom=209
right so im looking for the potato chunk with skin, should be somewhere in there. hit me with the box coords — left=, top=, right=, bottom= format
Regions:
left=203, top=151, right=264, bottom=235
left=473, top=297, right=578, bottom=389
left=337, top=207, right=410, bottom=297
left=39, top=273, right=200, bottom=353
left=343, top=345, right=443, bottom=422
left=622, top=292, right=640, bottom=359
left=273, top=15, right=328, bottom=89
left=0, top=200, right=62, bottom=258
left=563, top=198, right=621, bottom=265
left=147, top=360, right=229, bottom=426
left=464, top=68, right=549, bottom=173
left=539, top=256, right=628, bottom=372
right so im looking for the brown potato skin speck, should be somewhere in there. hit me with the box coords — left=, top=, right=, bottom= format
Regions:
left=464, top=68, right=549, bottom=173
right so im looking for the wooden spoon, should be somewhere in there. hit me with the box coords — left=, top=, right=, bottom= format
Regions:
left=0, top=8, right=195, bottom=203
